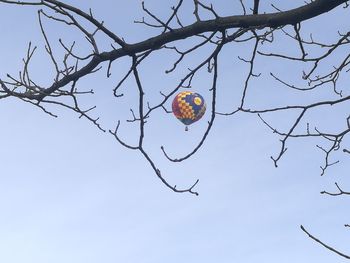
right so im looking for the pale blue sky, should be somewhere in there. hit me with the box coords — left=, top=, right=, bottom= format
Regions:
left=0, top=1, right=349, bottom=262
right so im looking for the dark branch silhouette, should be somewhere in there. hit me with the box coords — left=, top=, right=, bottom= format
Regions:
left=0, top=0, right=349, bottom=258
left=301, top=225, right=350, bottom=260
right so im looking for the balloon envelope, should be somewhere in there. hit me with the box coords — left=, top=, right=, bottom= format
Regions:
left=172, top=91, right=206, bottom=126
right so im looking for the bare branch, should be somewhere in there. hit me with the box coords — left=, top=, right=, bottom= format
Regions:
left=321, top=182, right=350, bottom=196
left=301, top=225, right=350, bottom=260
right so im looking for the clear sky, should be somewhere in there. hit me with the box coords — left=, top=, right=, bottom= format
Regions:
left=0, top=1, right=349, bottom=262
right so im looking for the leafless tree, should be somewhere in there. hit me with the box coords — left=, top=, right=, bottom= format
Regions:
left=0, top=0, right=349, bottom=259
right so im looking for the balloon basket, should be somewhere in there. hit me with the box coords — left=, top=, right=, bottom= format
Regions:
left=185, top=126, right=189, bottom=131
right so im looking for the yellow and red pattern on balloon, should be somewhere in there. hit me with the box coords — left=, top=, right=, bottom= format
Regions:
left=172, top=91, right=206, bottom=126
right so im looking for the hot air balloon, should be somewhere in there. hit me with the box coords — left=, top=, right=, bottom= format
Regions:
left=172, top=91, right=206, bottom=131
